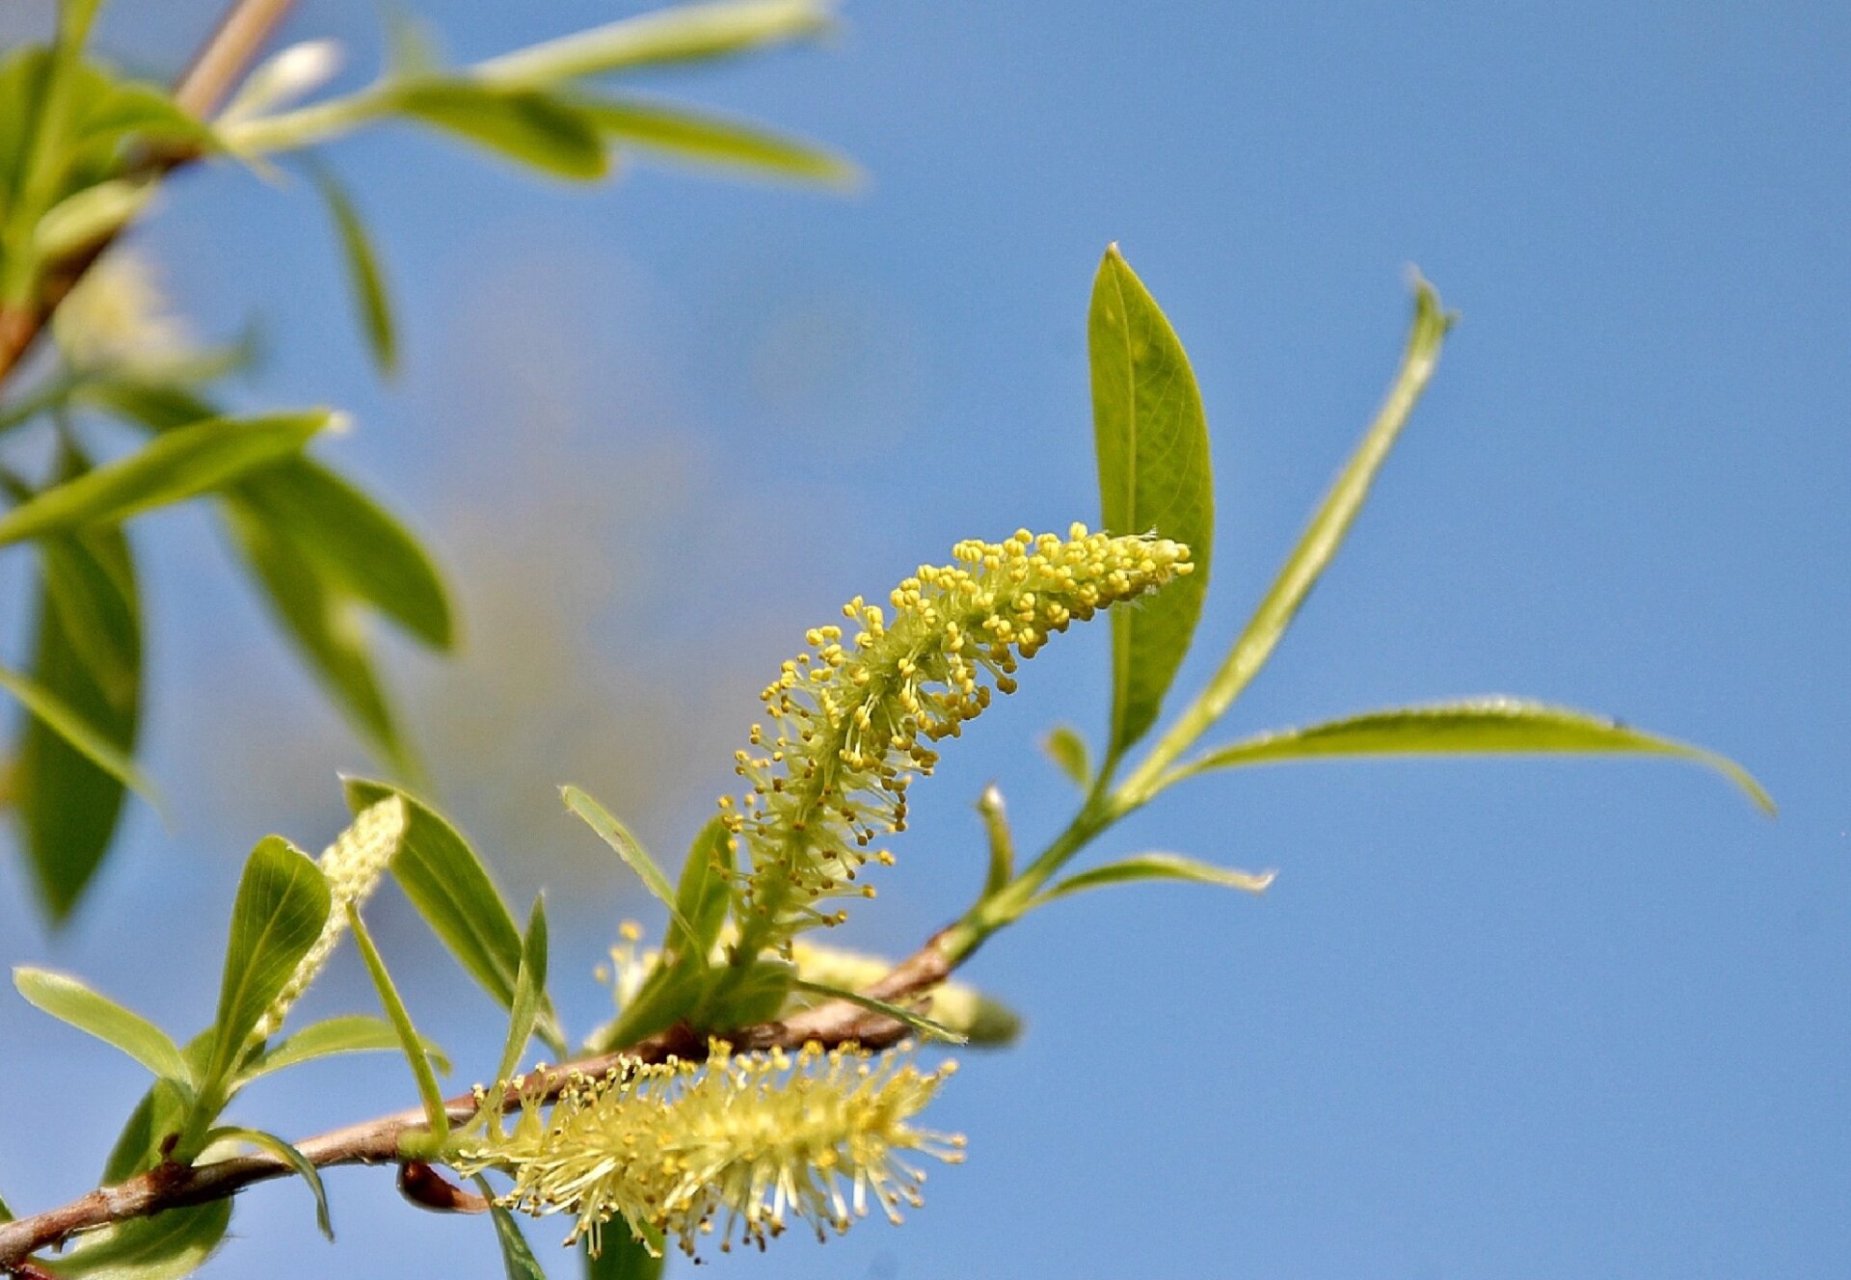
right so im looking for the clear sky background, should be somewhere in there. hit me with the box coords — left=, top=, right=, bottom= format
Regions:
left=2, top=2, right=1847, bottom=1278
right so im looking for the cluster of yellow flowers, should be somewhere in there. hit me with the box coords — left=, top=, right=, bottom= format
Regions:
left=721, top=525, right=1192, bottom=944
left=451, top=1042, right=962, bottom=1259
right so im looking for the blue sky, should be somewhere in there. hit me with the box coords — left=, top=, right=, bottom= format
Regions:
left=2, top=2, right=1847, bottom=1277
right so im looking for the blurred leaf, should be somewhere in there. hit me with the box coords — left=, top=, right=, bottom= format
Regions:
left=0, top=661, right=151, bottom=801
left=668, top=816, right=734, bottom=968
left=705, top=959, right=793, bottom=1026
left=561, top=785, right=695, bottom=941
left=308, top=164, right=397, bottom=375
left=72, top=79, right=212, bottom=153
left=345, top=903, right=450, bottom=1146
left=205, top=1126, right=332, bottom=1240
left=79, top=377, right=218, bottom=430
left=1190, top=277, right=1451, bottom=731
left=0, top=1186, right=10, bottom=1221
left=234, top=459, right=453, bottom=648
left=342, top=780, right=560, bottom=1048
left=55, top=1201, right=231, bottom=1280
left=494, top=897, right=550, bottom=1086
left=1175, top=698, right=1775, bottom=814
left=569, top=93, right=852, bottom=184
left=393, top=81, right=607, bottom=180
left=788, top=977, right=966, bottom=1044
left=1034, top=853, right=1275, bottom=910
left=201, top=836, right=332, bottom=1098
left=13, top=967, right=190, bottom=1083
left=32, top=176, right=154, bottom=258
left=484, top=1190, right=549, bottom=1280
left=1041, top=724, right=1090, bottom=789
left=1089, top=244, right=1214, bottom=762
left=0, top=410, right=332, bottom=548
left=221, top=495, right=412, bottom=774
left=5, top=440, right=141, bottom=923
left=236, top=1014, right=452, bottom=1085
left=583, top=1233, right=663, bottom=1280
left=477, top=0, right=833, bottom=85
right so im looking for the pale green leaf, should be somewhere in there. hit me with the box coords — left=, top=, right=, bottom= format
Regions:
left=202, top=836, right=332, bottom=1094
left=561, top=785, right=696, bottom=943
left=308, top=165, right=397, bottom=375
left=33, top=177, right=154, bottom=259
left=236, top=1014, right=452, bottom=1085
left=1089, top=244, right=1214, bottom=761
left=569, top=94, right=853, bottom=185
left=975, top=783, right=1014, bottom=898
left=102, top=1076, right=193, bottom=1183
left=205, top=1126, right=332, bottom=1240
left=13, top=966, right=190, bottom=1083
left=494, top=897, right=550, bottom=1087
left=392, top=81, right=607, bottom=180
left=346, top=903, right=449, bottom=1146
left=54, top=1201, right=231, bottom=1280
left=1175, top=697, right=1775, bottom=814
left=475, top=0, right=834, bottom=86
left=668, top=816, right=734, bottom=967
left=1041, top=724, right=1091, bottom=789
left=1035, top=852, right=1276, bottom=909
left=0, top=411, right=332, bottom=548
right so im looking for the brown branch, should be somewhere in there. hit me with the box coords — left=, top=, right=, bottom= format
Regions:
left=0, top=0, right=297, bottom=389
left=0, top=927, right=958, bottom=1272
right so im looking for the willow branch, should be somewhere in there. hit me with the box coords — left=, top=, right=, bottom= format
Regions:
left=0, top=927, right=957, bottom=1271
left=0, top=0, right=296, bottom=388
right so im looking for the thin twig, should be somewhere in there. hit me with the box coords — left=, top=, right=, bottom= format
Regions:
left=0, top=0, right=297, bottom=388
left=0, top=928, right=957, bottom=1271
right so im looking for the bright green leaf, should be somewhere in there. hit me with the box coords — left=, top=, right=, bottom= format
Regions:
left=568, top=93, right=853, bottom=185
left=345, top=903, right=450, bottom=1148
left=393, top=81, right=607, bottom=180
left=14, top=966, right=190, bottom=1083
left=494, top=897, right=550, bottom=1087
left=476, top=0, right=834, bottom=86
left=561, top=785, right=696, bottom=943
left=205, top=1126, right=333, bottom=1240
left=1173, top=697, right=1775, bottom=814
left=236, top=1014, right=452, bottom=1085
left=1089, top=244, right=1214, bottom=762
left=201, top=836, right=332, bottom=1095
left=668, top=816, right=734, bottom=968
left=54, top=1200, right=232, bottom=1280
left=482, top=1183, right=549, bottom=1280
left=582, top=1233, right=664, bottom=1280
left=1041, top=724, right=1091, bottom=789
left=0, top=411, right=333, bottom=548
left=1034, top=852, right=1275, bottom=910
left=308, top=165, right=398, bottom=375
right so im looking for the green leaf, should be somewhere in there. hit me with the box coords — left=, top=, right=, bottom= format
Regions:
left=32, top=176, right=154, bottom=258
left=205, top=1126, right=333, bottom=1240
left=476, top=0, right=834, bottom=85
left=0, top=1186, right=11, bottom=1221
left=235, top=1014, right=452, bottom=1085
left=704, top=959, right=793, bottom=1027
left=73, top=79, right=214, bottom=156
left=78, top=377, right=218, bottom=430
left=102, top=1076, right=192, bottom=1183
left=0, top=411, right=333, bottom=548
left=201, top=836, right=332, bottom=1097
left=568, top=93, right=853, bottom=185
left=1174, top=697, right=1776, bottom=814
left=561, top=785, right=696, bottom=943
left=392, top=81, right=607, bottom=181
left=54, top=1200, right=232, bottom=1280
left=308, top=165, right=397, bottom=375
left=221, top=495, right=413, bottom=774
left=1041, top=724, right=1091, bottom=789
left=788, top=977, right=967, bottom=1044
left=483, top=1183, right=550, bottom=1280
left=0, top=660, right=153, bottom=802
left=975, top=783, right=1014, bottom=899
left=494, top=897, right=550, bottom=1087
left=341, top=780, right=554, bottom=1041
left=668, top=816, right=734, bottom=967
left=583, top=1233, right=664, bottom=1280
left=1197, top=277, right=1451, bottom=731
left=13, top=967, right=191, bottom=1083
left=1089, top=244, right=1215, bottom=762
left=345, top=902, right=450, bottom=1148
left=232, top=459, right=453, bottom=648
left=1034, top=852, right=1275, bottom=910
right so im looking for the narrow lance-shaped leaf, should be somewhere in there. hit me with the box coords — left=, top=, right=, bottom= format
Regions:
left=0, top=661, right=153, bottom=801
left=788, top=977, right=967, bottom=1045
left=200, top=836, right=332, bottom=1099
left=392, top=81, right=608, bottom=181
left=495, top=897, right=550, bottom=1087
left=668, top=816, right=734, bottom=968
left=236, top=1014, right=452, bottom=1085
left=1089, top=244, right=1214, bottom=763
left=346, top=903, right=450, bottom=1148
left=568, top=93, right=854, bottom=185
left=976, top=783, right=1015, bottom=899
left=13, top=967, right=192, bottom=1084
left=204, top=1126, right=333, bottom=1240
left=0, top=410, right=333, bottom=548
left=562, top=785, right=697, bottom=943
left=474, top=0, right=834, bottom=86
left=1032, top=852, right=1276, bottom=912
left=33, top=177, right=155, bottom=259
left=309, top=164, right=397, bottom=375
left=480, top=1179, right=550, bottom=1280
left=1171, top=697, right=1775, bottom=814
